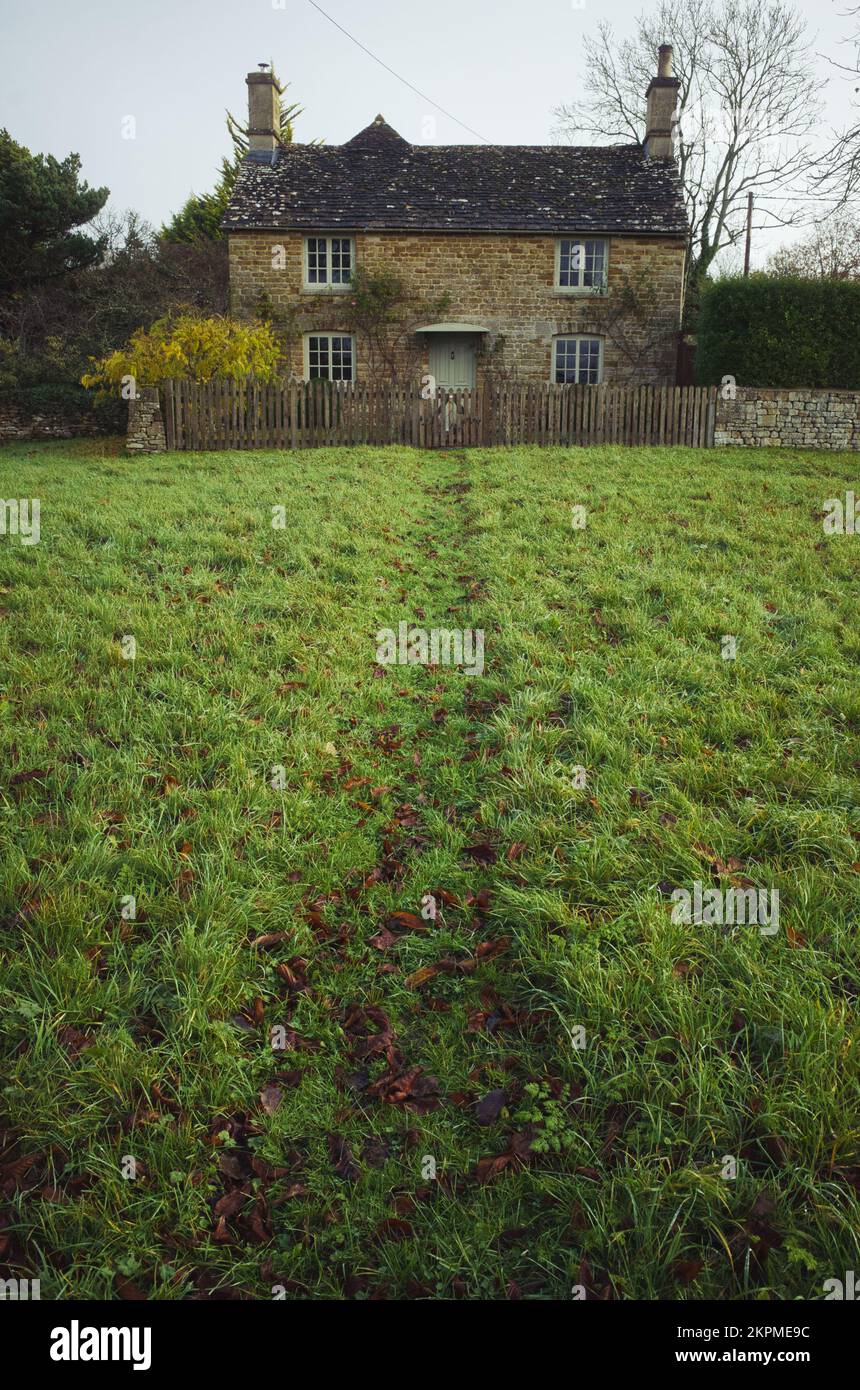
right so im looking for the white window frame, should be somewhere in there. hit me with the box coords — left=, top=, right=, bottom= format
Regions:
left=552, top=335, right=604, bottom=385
left=303, top=235, right=355, bottom=292
left=303, top=332, right=356, bottom=382
left=554, top=237, right=608, bottom=293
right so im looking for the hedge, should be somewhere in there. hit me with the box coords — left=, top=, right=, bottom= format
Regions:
left=696, top=275, right=860, bottom=389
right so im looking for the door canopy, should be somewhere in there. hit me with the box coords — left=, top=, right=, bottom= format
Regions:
left=414, top=322, right=490, bottom=334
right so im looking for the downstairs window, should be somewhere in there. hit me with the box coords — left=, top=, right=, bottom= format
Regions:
left=553, top=336, right=603, bottom=384
left=305, top=333, right=355, bottom=382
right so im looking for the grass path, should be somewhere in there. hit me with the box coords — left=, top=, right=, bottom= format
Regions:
left=0, top=440, right=858, bottom=1299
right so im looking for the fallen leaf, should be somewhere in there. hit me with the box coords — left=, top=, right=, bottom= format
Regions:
left=259, top=1085, right=283, bottom=1115
left=387, top=911, right=427, bottom=933
left=405, top=965, right=438, bottom=988
left=374, top=1217, right=413, bottom=1243
left=464, top=840, right=497, bottom=866
left=671, top=1259, right=704, bottom=1286
left=327, top=1134, right=359, bottom=1182
left=475, top=1089, right=506, bottom=1126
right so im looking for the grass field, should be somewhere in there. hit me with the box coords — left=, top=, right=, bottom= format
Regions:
left=0, top=437, right=858, bottom=1301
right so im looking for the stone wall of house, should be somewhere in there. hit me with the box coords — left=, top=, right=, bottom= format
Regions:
left=0, top=402, right=94, bottom=442
left=126, top=387, right=167, bottom=453
left=715, top=387, right=860, bottom=450
left=228, top=230, right=686, bottom=387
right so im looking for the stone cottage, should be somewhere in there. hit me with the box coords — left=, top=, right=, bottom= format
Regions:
left=223, top=46, right=687, bottom=389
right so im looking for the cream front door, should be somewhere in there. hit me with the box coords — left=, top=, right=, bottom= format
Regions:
left=429, top=335, right=476, bottom=389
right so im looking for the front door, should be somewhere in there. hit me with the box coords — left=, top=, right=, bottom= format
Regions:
left=429, top=335, right=476, bottom=390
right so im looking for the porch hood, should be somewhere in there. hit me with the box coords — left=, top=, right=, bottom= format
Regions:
left=414, top=322, right=490, bottom=333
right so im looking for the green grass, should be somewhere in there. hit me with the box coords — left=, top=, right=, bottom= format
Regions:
left=0, top=437, right=858, bottom=1301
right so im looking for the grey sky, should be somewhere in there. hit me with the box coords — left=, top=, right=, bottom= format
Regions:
left=0, top=0, right=854, bottom=265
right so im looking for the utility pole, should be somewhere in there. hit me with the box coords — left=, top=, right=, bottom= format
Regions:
left=743, top=192, right=753, bottom=276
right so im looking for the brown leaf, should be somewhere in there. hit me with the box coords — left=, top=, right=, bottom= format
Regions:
left=213, top=1189, right=246, bottom=1219
left=475, top=935, right=510, bottom=961
left=475, top=1089, right=506, bottom=1126
left=475, top=1130, right=533, bottom=1183
left=714, top=855, right=744, bottom=876
left=57, top=1025, right=94, bottom=1058
left=114, top=1274, right=148, bottom=1300
left=387, top=911, right=427, bottom=933
left=174, top=865, right=194, bottom=900
left=405, top=965, right=438, bottom=988
left=217, top=1151, right=251, bottom=1181
left=760, top=1134, right=790, bottom=1166
left=475, top=1152, right=513, bottom=1184
left=249, top=932, right=289, bottom=949
left=671, top=1258, right=704, bottom=1286
left=259, top=1085, right=283, bottom=1115
left=367, top=1066, right=440, bottom=1113
left=327, top=1133, right=359, bottom=1182
left=374, top=1217, right=413, bottom=1243
left=369, top=927, right=398, bottom=951
left=464, top=840, right=497, bottom=866
left=463, top=886, right=493, bottom=915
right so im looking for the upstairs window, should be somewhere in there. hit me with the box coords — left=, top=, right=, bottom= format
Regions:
left=556, top=238, right=607, bottom=291
left=304, top=236, right=353, bottom=290
left=553, top=336, right=603, bottom=384
left=305, top=333, right=355, bottom=381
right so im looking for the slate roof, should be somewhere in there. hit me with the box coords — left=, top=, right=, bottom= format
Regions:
left=223, top=116, right=688, bottom=237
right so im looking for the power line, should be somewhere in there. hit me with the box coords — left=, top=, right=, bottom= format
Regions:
left=753, top=195, right=860, bottom=203
left=303, top=0, right=490, bottom=143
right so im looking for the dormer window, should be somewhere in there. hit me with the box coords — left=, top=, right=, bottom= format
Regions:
left=555, top=238, right=607, bottom=292
left=303, top=236, right=354, bottom=291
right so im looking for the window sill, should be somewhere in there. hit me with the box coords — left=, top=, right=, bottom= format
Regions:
left=552, top=287, right=607, bottom=297
left=301, top=284, right=353, bottom=295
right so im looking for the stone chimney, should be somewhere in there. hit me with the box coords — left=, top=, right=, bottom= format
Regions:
left=644, top=44, right=680, bottom=159
left=246, top=65, right=282, bottom=151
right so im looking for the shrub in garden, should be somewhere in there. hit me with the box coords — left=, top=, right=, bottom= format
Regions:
left=81, top=312, right=281, bottom=391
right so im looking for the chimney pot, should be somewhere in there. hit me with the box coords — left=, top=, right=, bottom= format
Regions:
left=658, top=44, right=673, bottom=79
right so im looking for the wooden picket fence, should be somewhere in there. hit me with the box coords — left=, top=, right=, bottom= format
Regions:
left=160, top=378, right=717, bottom=451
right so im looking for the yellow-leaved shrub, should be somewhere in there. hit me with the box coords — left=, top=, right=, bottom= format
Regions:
left=81, top=313, right=281, bottom=390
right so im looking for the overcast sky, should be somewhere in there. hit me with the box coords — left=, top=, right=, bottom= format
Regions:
left=1, top=0, right=856, bottom=265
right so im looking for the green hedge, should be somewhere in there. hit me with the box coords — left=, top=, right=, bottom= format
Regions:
left=696, top=275, right=860, bottom=389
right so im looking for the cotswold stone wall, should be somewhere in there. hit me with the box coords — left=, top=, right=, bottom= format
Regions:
left=228, top=230, right=686, bottom=387
left=127, top=388, right=166, bottom=453
left=0, top=402, right=94, bottom=442
left=716, top=388, right=860, bottom=450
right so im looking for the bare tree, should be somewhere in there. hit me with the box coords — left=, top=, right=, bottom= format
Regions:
left=553, top=0, right=823, bottom=301
left=813, top=5, right=860, bottom=201
left=767, top=209, right=860, bottom=277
